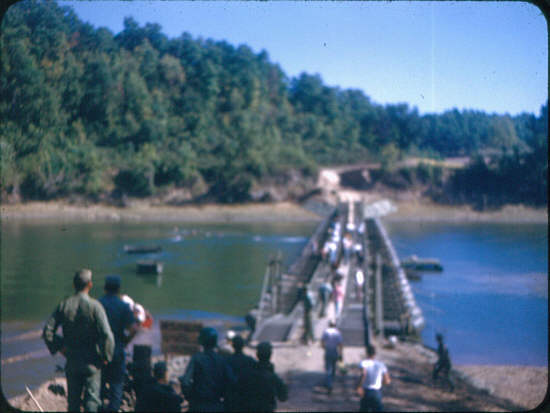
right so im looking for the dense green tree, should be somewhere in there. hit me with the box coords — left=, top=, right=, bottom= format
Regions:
left=0, top=0, right=546, bottom=206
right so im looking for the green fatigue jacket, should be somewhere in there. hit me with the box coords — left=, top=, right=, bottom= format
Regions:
left=43, top=291, right=115, bottom=367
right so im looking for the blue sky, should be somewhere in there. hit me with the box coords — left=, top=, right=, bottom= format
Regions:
left=58, top=1, right=547, bottom=116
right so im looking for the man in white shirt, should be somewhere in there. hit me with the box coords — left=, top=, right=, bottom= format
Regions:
left=357, top=345, right=390, bottom=411
left=321, top=321, right=343, bottom=394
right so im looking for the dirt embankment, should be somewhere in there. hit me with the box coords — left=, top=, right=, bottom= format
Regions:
left=271, top=340, right=547, bottom=412
left=7, top=340, right=547, bottom=412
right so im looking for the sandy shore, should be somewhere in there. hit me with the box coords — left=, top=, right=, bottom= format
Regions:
left=1, top=199, right=547, bottom=224
left=0, top=201, right=322, bottom=223
left=388, top=200, right=547, bottom=223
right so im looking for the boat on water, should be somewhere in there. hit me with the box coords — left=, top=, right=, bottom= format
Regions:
left=401, top=255, right=443, bottom=272
left=136, top=260, right=164, bottom=275
left=124, top=245, right=162, bottom=254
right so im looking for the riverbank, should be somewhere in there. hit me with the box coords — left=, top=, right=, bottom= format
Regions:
left=0, top=201, right=321, bottom=223
left=388, top=200, right=547, bottom=223
left=1, top=199, right=547, bottom=223
left=7, top=340, right=547, bottom=412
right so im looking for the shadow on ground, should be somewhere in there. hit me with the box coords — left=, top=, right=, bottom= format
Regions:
left=278, top=357, right=527, bottom=412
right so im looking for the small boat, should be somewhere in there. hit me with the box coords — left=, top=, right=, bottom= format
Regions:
left=124, top=245, right=162, bottom=254
left=401, top=255, right=443, bottom=272
left=136, top=260, right=164, bottom=275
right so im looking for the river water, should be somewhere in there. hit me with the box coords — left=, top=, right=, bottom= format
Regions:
left=385, top=221, right=548, bottom=366
left=1, top=219, right=547, bottom=399
left=1, top=220, right=316, bottom=399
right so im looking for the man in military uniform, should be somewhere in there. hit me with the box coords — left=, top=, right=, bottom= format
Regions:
left=243, top=341, right=288, bottom=412
left=224, top=335, right=256, bottom=411
left=179, top=327, right=236, bottom=412
left=99, top=275, right=139, bottom=411
left=42, top=269, right=115, bottom=412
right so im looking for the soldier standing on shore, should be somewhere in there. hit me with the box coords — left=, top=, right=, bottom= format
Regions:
left=432, top=333, right=454, bottom=391
left=42, top=269, right=115, bottom=412
left=99, top=275, right=139, bottom=411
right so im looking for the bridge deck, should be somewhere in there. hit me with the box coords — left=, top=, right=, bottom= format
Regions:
left=253, top=201, right=422, bottom=345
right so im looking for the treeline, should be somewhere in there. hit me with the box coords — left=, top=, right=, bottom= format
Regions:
left=1, top=0, right=547, bottom=206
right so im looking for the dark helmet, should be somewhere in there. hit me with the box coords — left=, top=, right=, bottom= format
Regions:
left=257, top=341, right=272, bottom=361
left=153, top=361, right=167, bottom=380
left=436, top=333, right=444, bottom=342
left=199, top=327, right=218, bottom=349
left=232, top=335, right=245, bottom=351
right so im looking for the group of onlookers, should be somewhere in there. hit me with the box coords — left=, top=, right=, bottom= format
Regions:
left=41, top=269, right=288, bottom=412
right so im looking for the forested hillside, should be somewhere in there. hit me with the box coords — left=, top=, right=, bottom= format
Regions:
left=1, top=1, right=547, bottom=205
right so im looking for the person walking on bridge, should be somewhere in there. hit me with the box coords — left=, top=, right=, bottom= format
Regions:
left=357, top=345, right=390, bottom=412
left=321, top=321, right=343, bottom=394
left=354, top=269, right=365, bottom=302
left=332, top=277, right=345, bottom=320
left=298, top=283, right=315, bottom=344
left=318, top=281, right=333, bottom=318
left=42, top=269, right=115, bottom=412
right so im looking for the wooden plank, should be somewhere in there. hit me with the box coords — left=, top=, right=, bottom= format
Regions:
left=161, top=343, right=201, bottom=355
left=160, top=320, right=203, bottom=331
left=160, top=320, right=203, bottom=356
left=161, top=331, right=200, bottom=342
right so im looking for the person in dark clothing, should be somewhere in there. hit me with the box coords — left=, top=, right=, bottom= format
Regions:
left=243, top=341, right=288, bottom=412
left=245, top=311, right=256, bottom=344
left=224, top=335, right=256, bottom=412
left=179, top=327, right=236, bottom=412
left=42, top=269, right=115, bottom=412
left=432, top=333, right=454, bottom=391
left=298, top=284, right=314, bottom=344
left=318, top=281, right=333, bottom=318
left=136, top=362, right=183, bottom=412
left=99, top=275, right=139, bottom=412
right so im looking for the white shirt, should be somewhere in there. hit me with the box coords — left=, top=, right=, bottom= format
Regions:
left=355, top=270, right=365, bottom=286
left=360, top=359, right=388, bottom=390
